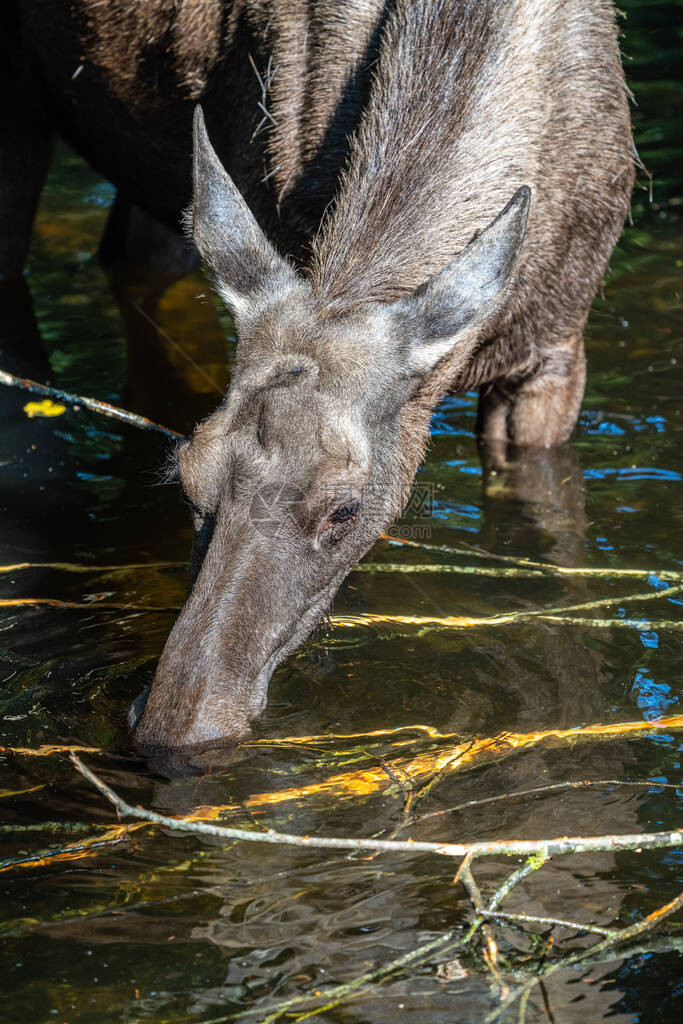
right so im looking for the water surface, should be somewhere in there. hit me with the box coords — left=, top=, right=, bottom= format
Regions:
left=1, top=3, right=682, bottom=1021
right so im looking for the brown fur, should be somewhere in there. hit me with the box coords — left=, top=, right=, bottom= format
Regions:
left=2, top=1, right=634, bottom=758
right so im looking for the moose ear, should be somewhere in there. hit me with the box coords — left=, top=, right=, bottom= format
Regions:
left=394, top=187, right=531, bottom=376
left=189, top=106, right=300, bottom=321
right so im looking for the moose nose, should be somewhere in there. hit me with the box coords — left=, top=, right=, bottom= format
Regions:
left=127, top=685, right=241, bottom=777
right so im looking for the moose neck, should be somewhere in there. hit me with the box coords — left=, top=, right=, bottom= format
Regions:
left=248, top=0, right=390, bottom=248
left=308, top=3, right=516, bottom=302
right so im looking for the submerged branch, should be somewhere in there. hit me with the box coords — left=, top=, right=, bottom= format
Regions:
left=380, top=533, right=669, bottom=576
left=360, top=561, right=681, bottom=582
left=0, top=820, right=95, bottom=835
left=0, top=368, right=184, bottom=439
left=459, top=854, right=549, bottom=962
left=481, top=908, right=617, bottom=939
left=228, top=855, right=550, bottom=1023
left=333, top=582, right=683, bottom=633
left=4, top=581, right=680, bottom=636
left=6, top=754, right=680, bottom=1021
left=234, top=715, right=683, bottom=810
left=459, top=858, right=500, bottom=969
left=4, top=716, right=683, bottom=819
left=484, top=890, right=683, bottom=1022
left=239, top=895, right=683, bottom=1024
left=538, top=615, right=682, bottom=631
left=0, top=597, right=176, bottom=612
left=2, top=559, right=678, bottom=586
left=230, top=928, right=465, bottom=1023
left=70, top=753, right=683, bottom=862
left=418, top=777, right=683, bottom=824
left=0, top=889, right=200, bottom=939
left=4, top=718, right=682, bottom=874
left=0, top=822, right=141, bottom=873
left=0, top=559, right=184, bottom=575
left=0, top=742, right=104, bottom=757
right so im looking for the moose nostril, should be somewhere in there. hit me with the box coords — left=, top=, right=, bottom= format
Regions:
left=127, top=686, right=150, bottom=732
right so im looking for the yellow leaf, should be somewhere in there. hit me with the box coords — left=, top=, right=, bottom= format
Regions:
left=23, top=399, right=66, bottom=418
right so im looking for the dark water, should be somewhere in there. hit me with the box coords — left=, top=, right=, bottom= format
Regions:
left=1, top=3, right=682, bottom=1021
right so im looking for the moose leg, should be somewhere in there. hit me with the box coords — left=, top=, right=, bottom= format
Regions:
left=477, top=333, right=586, bottom=448
left=101, top=206, right=212, bottom=429
left=478, top=436, right=587, bottom=567
left=0, top=7, right=54, bottom=279
left=99, top=196, right=199, bottom=277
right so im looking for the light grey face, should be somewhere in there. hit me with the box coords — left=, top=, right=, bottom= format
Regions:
left=130, top=108, right=530, bottom=763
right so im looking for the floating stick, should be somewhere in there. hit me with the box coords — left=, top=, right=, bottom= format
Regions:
left=0, top=368, right=184, bottom=439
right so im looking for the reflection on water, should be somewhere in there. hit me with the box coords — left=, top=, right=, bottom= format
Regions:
left=1, top=1, right=682, bottom=1021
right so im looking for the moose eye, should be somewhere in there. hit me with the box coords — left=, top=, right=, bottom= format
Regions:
left=327, top=500, right=362, bottom=527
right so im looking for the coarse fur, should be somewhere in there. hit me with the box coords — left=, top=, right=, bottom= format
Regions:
left=2, top=0, right=634, bottom=761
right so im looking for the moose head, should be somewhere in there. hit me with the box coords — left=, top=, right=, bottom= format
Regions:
left=130, top=108, right=530, bottom=761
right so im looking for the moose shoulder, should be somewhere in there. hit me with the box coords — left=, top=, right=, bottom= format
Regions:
left=4, top=1, right=634, bottom=762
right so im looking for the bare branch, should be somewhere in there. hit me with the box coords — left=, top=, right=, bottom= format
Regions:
left=70, top=753, right=683, bottom=861
left=484, top=890, right=683, bottom=1022
left=0, top=368, right=183, bottom=439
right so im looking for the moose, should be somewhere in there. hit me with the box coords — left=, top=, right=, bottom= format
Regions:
left=2, top=1, right=634, bottom=759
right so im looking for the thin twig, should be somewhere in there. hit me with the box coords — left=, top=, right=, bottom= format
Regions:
left=418, top=778, right=682, bottom=824
left=0, top=368, right=183, bottom=439
left=228, top=928, right=466, bottom=1023
left=380, top=535, right=683, bottom=590
left=481, top=909, right=617, bottom=939
left=561, top=934, right=683, bottom=970
left=488, top=856, right=550, bottom=915
left=453, top=850, right=474, bottom=886
left=463, top=855, right=549, bottom=958
left=460, top=860, right=500, bottom=970
left=484, top=890, right=683, bottom=1022
left=53, top=762, right=683, bottom=1024
left=383, top=741, right=478, bottom=842
left=518, top=988, right=531, bottom=1024
left=236, top=857, right=549, bottom=1023
left=539, top=615, right=682, bottom=631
